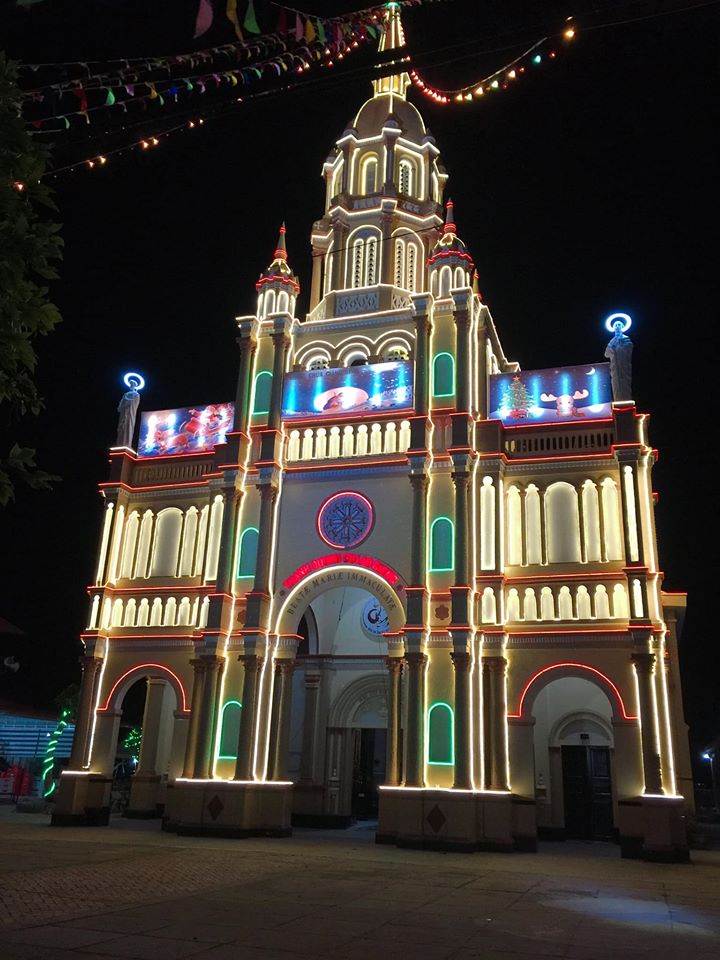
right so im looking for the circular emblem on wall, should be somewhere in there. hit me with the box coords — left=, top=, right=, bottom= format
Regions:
left=316, top=491, right=374, bottom=549
left=361, top=597, right=390, bottom=637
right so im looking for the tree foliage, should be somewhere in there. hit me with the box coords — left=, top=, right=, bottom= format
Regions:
left=0, top=53, right=62, bottom=505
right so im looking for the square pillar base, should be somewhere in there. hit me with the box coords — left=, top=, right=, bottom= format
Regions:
left=50, top=773, right=112, bottom=827
left=125, top=774, right=165, bottom=818
left=617, top=795, right=690, bottom=862
left=377, top=788, right=537, bottom=852
left=163, top=779, right=293, bottom=837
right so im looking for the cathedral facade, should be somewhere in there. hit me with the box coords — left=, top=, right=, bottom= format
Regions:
left=53, top=10, right=691, bottom=860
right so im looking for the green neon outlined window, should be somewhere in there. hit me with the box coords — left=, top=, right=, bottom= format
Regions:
left=427, top=702, right=454, bottom=765
left=430, top=516, right=454, bottom=572
left=237, top=527, right=259, bottom=579
left=252, top=371, right=272, bottom=415
left=217, top=700, right=242, bottom=760
left=432, top=352, right=455, bottom=397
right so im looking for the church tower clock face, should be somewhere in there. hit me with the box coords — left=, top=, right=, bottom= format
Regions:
left=316, top=491, right=374, bottom=549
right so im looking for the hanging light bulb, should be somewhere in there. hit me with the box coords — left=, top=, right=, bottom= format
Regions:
left=564, top=27, right=575, bottom=40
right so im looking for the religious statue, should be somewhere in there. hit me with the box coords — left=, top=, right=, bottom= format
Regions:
left=115, top=372, right=145, bottom=448
left=604, top=316, right=633, bottom=402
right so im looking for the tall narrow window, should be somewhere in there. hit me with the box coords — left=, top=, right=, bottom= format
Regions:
left=398, top=158, right=414, bottom=196
left=407, top=244, right=417, bottom=291
left=362, top=156, right=378, bottom=194
left=430, top=517, right=454, bottom=572
left=217, top=700, right=242, bottom=760
left=237, top=527, right=259, bottom=579
left=432, top=352, right=455, bottom=397
left=427, top=702, right=454, bottom=765
left=252, top=371, right=272, bottom=415
left=352, top=240, right=364, bottom=287
left=366, top=237, right=377, bottom=284
left=150, top=508, right=183, bottom=577
left=545, top=482, right=581, bottom=563
left=394, top=240, right=405, bottom=287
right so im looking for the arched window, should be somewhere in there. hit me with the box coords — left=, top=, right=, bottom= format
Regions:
left=439, top=265, right=452, bottom=298
left=394, top=240, right=405, bottom=287
left=307, top=356, right=329, bottom=371
left=432, top=352, right=455, bottom=397
left=429, top=517, right=454, bottom=572
left=407, top=243, right=418, bottom=291
left=594, top=584, right=610, bottom=619
left=481, top=586, right=496, bottom=623
left=252, top=371, right=272, bottom=415
left=119, top=511, right=139, bottom=579
left=398, top=158, right=414, bottom=196
left=150, top=508, right=183, bottom=577
left=545, top=482, right=581, bottom=563
left=217, top=700, right=242, bottom=760
left=205, top=495, right=224, bottom=581
left=507, top=588, right=520, bottom=621
left=361, top=155, right=378, bottom=194
left=237, top=527, right=259, bottom=579
left=558, top=585, right=574, bottom=620
left=525, top=485, right=542, bottom=564
left=137, top=598, right=150, bottom=627
left=601, top=478, right=623, bottom=561
left=349, top=230, right=381, bottom=288
left=427, top=702, right=454, bottom=765
left=179, top=506, right=198, bottom=577
left=177, top=597, right=192, bottom=626
left=523, top=587, right=538, bottom=621
left=576, top=585, right=592, bottom=619
left=123, top=598, right=137, bottom=627
left=613, top=583, right=630, bottom=618
left=507, top=486, right=522, bottom=565
left=366, top=237, right=378, bottom=284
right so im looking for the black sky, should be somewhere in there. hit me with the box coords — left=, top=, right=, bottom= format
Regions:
left=1, top=1, right=718, bottom=766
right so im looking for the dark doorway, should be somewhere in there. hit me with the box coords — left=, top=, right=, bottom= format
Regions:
left=561, top=745, right=613, bottom=840
left=351, top=728, right=387, bottom=819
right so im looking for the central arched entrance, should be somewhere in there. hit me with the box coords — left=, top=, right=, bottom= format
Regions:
left=273, top=561, right=406, bottom=827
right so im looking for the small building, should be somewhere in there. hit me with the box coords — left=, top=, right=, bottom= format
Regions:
left=53, top=8, right=691, bottom=859
left=0, top=702, right=75, bottom=797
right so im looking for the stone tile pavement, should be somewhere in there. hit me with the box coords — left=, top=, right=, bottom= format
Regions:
left=1, top=808, right=719, bottom=959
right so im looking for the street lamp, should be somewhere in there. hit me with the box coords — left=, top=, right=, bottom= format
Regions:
left=703, top=752, right=719, bottom=813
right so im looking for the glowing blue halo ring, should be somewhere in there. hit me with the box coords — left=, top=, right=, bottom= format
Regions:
left=123, top=371, right=146, bottom=391
left=605, top=312, right=632, bottom=334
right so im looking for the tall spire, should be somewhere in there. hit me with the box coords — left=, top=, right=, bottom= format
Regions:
left=256, top=222, right=299, bottom=296
left=274, top=222, right=287, bottom=261
left=443, top=199, right=457, bottom=235
left=372, top=3, right=410, bottom=101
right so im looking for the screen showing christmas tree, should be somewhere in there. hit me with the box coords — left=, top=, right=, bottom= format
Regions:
left=489, top=364, right=612, bottom=424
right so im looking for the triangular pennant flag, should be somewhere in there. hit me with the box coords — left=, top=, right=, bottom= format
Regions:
left=316, top=19, right=326, bottom=43
left=276, top=8, right=287, bottom=34
left=295, top=13, right=304, bottom=41
left=104, top=88, right=115, bottom=106
left=194, top=0, right=213, bottom=39
left=244, top=0, right=261, bottom=34
left=305, top=17, right=316, bottom=42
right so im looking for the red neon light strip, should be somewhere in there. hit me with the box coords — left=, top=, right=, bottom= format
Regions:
left=282, top=553, right=401, bottom=591
left=99, top=663, right=189, bottom=712
left=509, top=662, right=636, bottom=720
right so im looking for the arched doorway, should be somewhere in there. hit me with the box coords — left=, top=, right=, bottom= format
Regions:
left=92, top=663, right=190, bottom=819
left=274, top=564, right=405, bottom=827
left=531, top=676, right=617, bottom=841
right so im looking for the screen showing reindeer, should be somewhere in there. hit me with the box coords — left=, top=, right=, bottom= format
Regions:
left=489, top=363, right=612, bottom=424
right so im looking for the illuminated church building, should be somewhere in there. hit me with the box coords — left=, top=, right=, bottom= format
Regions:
left=54, top=10, right=692, bottom=860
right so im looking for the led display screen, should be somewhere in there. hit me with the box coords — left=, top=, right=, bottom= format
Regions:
left=489, top=363, right=612, bottom=424
left=138, top=402, right=234, bottom=457
left=281, top=360, right=413, bottom=420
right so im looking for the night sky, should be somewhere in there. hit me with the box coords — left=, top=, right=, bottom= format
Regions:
left=1, top=1, right=718, bottom=768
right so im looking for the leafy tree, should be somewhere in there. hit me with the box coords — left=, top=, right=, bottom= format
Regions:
left=0, top=53, right=62, bottom=505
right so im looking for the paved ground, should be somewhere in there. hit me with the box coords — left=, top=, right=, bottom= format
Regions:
left=1, top=807, right=719, bottom=960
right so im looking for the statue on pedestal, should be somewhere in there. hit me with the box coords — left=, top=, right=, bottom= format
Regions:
left=604, top=313, right=633, bottom=402
left=115, top=372, right=145, bottom=449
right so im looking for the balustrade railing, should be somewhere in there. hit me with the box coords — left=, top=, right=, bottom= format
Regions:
left=286, top=419, right=412, bottom=462
left=504, top=427, right=614, bottom=457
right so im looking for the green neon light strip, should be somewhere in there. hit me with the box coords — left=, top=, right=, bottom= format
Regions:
left=432, top=352, right=455, bottom=398
left=217, top=699, right=242, bottom=760
left=429, top=516, right=454, bottom=572
left=251, top=371, right=272, bottom=415
left=427, top=701, right=455, bottom=765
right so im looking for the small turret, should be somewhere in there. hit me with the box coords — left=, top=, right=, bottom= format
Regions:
left=427, top=200, right=475, bottom=297
left=255, top=223, right=300, bottom=320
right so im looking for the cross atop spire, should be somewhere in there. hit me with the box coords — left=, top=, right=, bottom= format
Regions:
left=372, top=3, right=410, bottom=101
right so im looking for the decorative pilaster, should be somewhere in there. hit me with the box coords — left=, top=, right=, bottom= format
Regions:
left=69, top=655, right=103, bottom=769
left=409, top=473, right=429, bottom=589
left=539, top=488, right=547, bottom=566
left=192, top=656, right=225, bottom=779
left=182, top=659, right=205, bottom=778
left=267, top=658, right=296, bottom=782
left=450, top=649, right=472, bottom=789
left=385, top=656, right=403, bottom=786
left=234, top=653, right=263, bottom=781
left=452, top=293, right=471, bottom=412
left=404, top=651, right=427, bottom=787
left=452, top=465, right=470, bottom=587
left=267, top=329, right=290, bottom=433
left=483, top=655, right=509, bottom=791
left=299, top=671, right=322, bottom=784
left=253, top=483, right=279, bottom=598
left=232, top=319, right=259, bottom=436
left=136, top=678, right=169, bottom=776
left=632, top=651, right=664, bottom=795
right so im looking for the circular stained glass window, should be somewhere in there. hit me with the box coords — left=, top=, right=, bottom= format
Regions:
left=317, top=491, right=374, bottom=549
left=361, top=597, right=390, bottom=636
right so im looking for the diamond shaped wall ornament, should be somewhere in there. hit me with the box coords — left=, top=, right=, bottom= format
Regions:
left=426, top=804, right=446, bottom=833
left=207, top=794, right=224, bottom=821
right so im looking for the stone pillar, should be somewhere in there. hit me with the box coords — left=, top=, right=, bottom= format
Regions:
left=235, top=654, right=263, bottom=781
left=597, top=482, right=607, bottom=562
left=483, top=656, right=509, bottom=791
left=182, top=659, right=205, bottom=778
left=577, top=483, right=586, bottom=563
left=136, top=679, right=169, bottom=776
left=413, top=312, right=431, bottom=418
left=299, top=671, right=322, bottom=784
left=232, top=322, right=259, bottom=436
left=385, top=656, right=403, bottom=786
left=69, top=655, right=103, bottom=769
left=452, top=468, right=470, bottom=586
left=213, top=488, right=241, bottom=600
left=253, top=484, right=278, bottom=597
left=453, top=301, right=470, bottom=412
left=632, top=652, right=664, bottom=795
left=404, top=652, right=427, bottom=787
left=451, top=650, right=472, bottom=789
left=380, top=210, right=393, bottom=285
left=520, top=488, right=528, bottom=567
left=331, top=222, right=344, bottom=290
left=192, top=656, right=224, bottom=779
left=539, top=488, right=548, bottom=565
left=409, top=474, right=428, bottom=587
left=267, top=330, right=290, bottom=433
left=309, top=251, right=322, bottom=311
left=267, top=659, right=296, bottom=782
